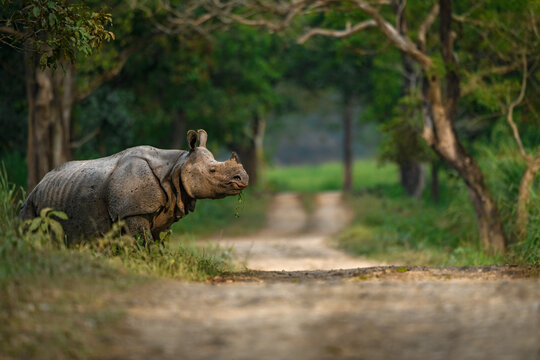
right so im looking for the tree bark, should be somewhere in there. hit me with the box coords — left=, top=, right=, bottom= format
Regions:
left=415, top=0, right=506, bottom=252
left=430, top=161, right=440, bottom=203
left=235, top=114, right=265, bottom=187
left=399, top=160, right=425, bottom=198
left=25, top=49, right=74, bottom=191
left=516, top=159, right=540, bottom=236
left=254, top=114, right=266, bottom=188
left=343, top=93, right=353, bottom=193
left=393, top=0, right=426, bottom=198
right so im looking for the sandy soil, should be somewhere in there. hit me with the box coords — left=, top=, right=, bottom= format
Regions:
left=103, top=192, right=540, bottom=360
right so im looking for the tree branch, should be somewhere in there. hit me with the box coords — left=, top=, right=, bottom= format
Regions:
left=461, top=61, right=526, bottom=97
left=417, top=4, right=439, bottom=51
left=353, top=0, right=433, bottom=68
left=506, top=53, right=529, bottom=161
left=0, top=25, right=24, bottom=37
left=440, top=0, right=460, bottom=121
left=75, top=38, right=153, bottom=103
left=297, top=19, right=376, bottom=44
left=70, top=128, right=100, bottom=149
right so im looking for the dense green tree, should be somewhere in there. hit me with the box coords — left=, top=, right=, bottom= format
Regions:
left=74, top=23, right=283, bottom=186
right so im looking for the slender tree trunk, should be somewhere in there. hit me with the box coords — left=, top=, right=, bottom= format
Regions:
left=516, top=159, right=540, bottom=236
left=254, top=114, right=266, bottom=188
left=399, top=160, right=425, bottom=198
left=171, top=110, right=187, bottom=149
left=25, top=49, right=74, bottom=190
left=394, top=0, right=426, bottom=198
left=343, top=93, right=353, bottom=193
left=235, top=114, right=265, bottom=187
left=430, top=161, right=440, bottom=203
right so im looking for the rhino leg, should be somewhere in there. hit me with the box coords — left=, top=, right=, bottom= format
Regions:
left=123, top=215, right=154, bottom=242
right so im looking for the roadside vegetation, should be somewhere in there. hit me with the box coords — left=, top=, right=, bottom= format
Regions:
left=0, top=170, right=238, bottom=359
left=267, top=156, right=539, bottom=266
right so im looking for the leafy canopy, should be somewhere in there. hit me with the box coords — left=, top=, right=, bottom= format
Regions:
left=1, top=0, right=114, bottom=68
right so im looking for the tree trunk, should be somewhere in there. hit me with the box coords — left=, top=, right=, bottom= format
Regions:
left=343, top=94, right=353, bottom=193
left=423, top=82, right=505, bottom=251
left=170, top=110, right=187, bottom=150
left=399, top=160, right=425, bottom=198
left=254, top=114, right=266, bottom=188
left=415, top=0, right=506, bottom=252
left=394, top=0, right=426, bottom=198
left=516, top=159, right=540, bottom=236
left=430, top=161, right=440, bottom=203
left=25, top=50, right=74, bottom=191
left=235, top=114, right=265, bottom=187
left=421, top=71, right=506, bottom=253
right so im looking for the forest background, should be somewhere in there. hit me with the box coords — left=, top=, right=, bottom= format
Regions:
left=1, top=0, right=539, bottom=264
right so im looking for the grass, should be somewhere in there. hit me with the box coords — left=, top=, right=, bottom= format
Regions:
left=266, top=160, right=400, bottom=194
left=0, top=168, right=238, bottom=359
left=171, top=190, right=270, bottom=242
left=335, top=192, right=505, bottom=266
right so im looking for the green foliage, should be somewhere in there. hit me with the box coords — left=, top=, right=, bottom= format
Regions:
left=23, top=207, right=68, bottom=248
left=378, top=93, right=434, bottom=165
left=73, top=85, right=137, bottom=158
left=0, top=165, right=22, bottom=236
left=2, top=0, right=114, bottom=68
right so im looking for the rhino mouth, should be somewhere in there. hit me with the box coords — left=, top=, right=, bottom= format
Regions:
left=228, top=181, right=248, bottom=190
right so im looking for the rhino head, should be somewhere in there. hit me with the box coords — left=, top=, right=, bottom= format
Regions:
left=179, top=129, right=249, bottom=199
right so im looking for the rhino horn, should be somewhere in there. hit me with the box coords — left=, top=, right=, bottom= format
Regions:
left=230, top=152, right=240, bottom=164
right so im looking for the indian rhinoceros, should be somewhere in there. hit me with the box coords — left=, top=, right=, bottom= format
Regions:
left=19, top=129, right=249, bottom=243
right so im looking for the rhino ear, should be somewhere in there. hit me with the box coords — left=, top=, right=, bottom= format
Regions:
left=187, top=130, right=198, bottom=150
left=197, top=129, right=207, bottom=148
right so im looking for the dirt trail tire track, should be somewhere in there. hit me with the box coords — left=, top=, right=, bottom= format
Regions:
left=105, top=193, right=540, bottom=360
left=212, top=191, right=379, bottom=271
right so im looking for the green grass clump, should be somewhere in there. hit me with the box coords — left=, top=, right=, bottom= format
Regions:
left=266, top=160, right=400, bottom=193
left=86, top=227, right=234, bottom=281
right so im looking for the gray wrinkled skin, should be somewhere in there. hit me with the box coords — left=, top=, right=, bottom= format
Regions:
left=19, top=129, right=249, bottom=243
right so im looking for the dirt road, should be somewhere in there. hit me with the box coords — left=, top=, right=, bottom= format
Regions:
left=212, top=192, right=380, bottom=270
left=105, top=192, right=540, bottom=360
